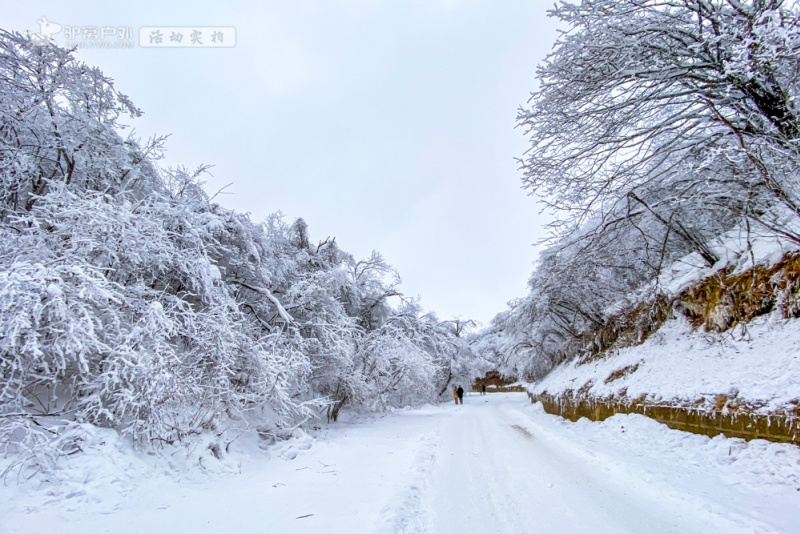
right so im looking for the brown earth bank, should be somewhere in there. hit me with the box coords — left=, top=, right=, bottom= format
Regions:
left=473, top=370, right=518, bottom=388
left=471, top=372, right=526, bottom=393
left=528, top=391, right=799, bottom=445
left=570, top=252, right=800, bottom=367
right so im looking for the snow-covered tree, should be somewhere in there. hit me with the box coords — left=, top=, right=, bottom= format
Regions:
left=0, top=31, right=477, bottom=476
left=519, top=0, right=800, bottom=236
left=488, top=1, right=800, bottom=379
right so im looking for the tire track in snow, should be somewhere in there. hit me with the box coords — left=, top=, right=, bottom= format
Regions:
left=511, top=424, right=534, bottom=440
left=427, top=405, right=535, bottom=533
left=468, top=414, right=531, bottom=532
left=376, top=433, right=439, bottom=533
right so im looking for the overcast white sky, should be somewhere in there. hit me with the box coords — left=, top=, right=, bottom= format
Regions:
left=5, top=1, right=560, bottom=325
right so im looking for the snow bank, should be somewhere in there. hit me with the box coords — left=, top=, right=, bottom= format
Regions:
left=528, top=314, right=800, bottom=413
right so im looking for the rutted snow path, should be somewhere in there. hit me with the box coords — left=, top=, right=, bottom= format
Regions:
left=429, top=398, right=751, bottom=533
left=4, top=393, right=799, bottom=533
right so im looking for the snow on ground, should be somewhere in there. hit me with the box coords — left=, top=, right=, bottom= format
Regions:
left=527, top=313, right=800, bottom=413
left=2, top=393, right=799, bottom=533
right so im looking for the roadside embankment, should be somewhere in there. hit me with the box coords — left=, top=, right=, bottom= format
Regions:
left=528, top=390, right=798, bottom=444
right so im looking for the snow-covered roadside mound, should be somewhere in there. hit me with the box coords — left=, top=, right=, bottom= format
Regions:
left=0, top=419, right=317, bottom=520
left=528, top=313, right=800, bottom=415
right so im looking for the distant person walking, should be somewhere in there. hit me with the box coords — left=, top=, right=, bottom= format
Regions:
left=452, top=386, right=459, bottom=405
left=481, top=384, right=486, bottom=395
left=456, top=385, right=464, bottom=405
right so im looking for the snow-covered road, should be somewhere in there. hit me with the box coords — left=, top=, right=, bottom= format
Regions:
left=426, top=398, right=760, bottom=533
left=4, top=393, right=799, bottom=533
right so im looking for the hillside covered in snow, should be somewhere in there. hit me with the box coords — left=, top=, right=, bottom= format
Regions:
left=479, top=1, right=800, bottom=427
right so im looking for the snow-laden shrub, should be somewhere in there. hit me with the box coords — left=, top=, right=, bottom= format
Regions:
left=0, top=184, right=314, bottom=444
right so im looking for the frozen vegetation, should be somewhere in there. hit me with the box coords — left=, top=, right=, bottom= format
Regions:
left=0, top=29, right=487, bottom=491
